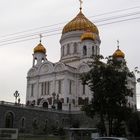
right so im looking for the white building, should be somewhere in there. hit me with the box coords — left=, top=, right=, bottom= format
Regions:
left=26, top=7, right=136, bottom=111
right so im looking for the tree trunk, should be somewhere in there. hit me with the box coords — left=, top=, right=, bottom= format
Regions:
left=100, top=112, right=106, bottom=136
left=108, top=117, right=113, bottom=136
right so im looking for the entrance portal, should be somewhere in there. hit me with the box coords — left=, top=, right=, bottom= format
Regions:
left=42, top=102, right=48, bottom=108
left=5, top=112, right=14, bottom=128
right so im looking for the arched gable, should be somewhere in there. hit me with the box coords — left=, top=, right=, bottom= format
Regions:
left=4, top=111, right=15, bottom=128
left=39, top=61, right=54, bottom=75
left=78, top=63, right=90, bottom=73
left=39, top=98, right=49, bottom=107
left=27, top=67, right=37, bottom=77
left=54, top=62, right=66, bottom=72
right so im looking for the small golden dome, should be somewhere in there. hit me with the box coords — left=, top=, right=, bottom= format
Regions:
left=81, top=31, right=97, bottom=41
left=113, top=49, right=125, bottom=58
left=34, top=43, right=46, bottom=53
left=62, top=11, right=99, bottom=34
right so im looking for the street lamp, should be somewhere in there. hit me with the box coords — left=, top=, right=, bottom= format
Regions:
left=13, top=90, right=20, bottom=104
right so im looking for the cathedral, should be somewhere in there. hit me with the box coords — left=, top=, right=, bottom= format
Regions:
left=0, top=2, right=137, bottom=135
left=26, top=5, right=137, bottom=111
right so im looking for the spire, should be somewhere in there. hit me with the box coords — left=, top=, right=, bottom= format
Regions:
left=79, top=0, right=83, bottom=11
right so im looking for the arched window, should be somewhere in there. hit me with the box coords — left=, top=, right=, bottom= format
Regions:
left=5, top=112, right=14, bottom=128
left=96, top=46, right=98, bottom=55
left=83, top=45, right=87, bottom=56
left=67, top=44, right=70, bottom=54
left=69, top=80, right=72, bottom=95
left=41, top=58, right=45, bottom=63
left=21, top=118, right=25, bottom=128
left=83, top=84, right=85, bottom=95
left=62, top=46, right=64, bottom=56
left=73, top=43, right=77, bottom=54
left=34, top=57, right=37, bottom=65
left=41, top=82, right=44, bottom=95
left=67, top=97, right=69, bottom=103
left=92, top=46, right=94, bottom=56
left=31, top=84, right=34, bottom=97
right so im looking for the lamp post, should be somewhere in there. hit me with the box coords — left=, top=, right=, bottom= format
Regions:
left=13, top=90, right=20, bottom=104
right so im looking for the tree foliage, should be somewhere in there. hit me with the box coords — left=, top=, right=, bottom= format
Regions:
left=127, top=112, right=140, bottom=136
left=81, top=56, right=134, bottom=136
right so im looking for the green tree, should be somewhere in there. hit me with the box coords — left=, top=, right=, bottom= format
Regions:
left=81, top=56, right=134, bottom=136
left=127, top=111, right=140, bottom=136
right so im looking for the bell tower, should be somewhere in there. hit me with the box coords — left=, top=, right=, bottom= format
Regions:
left=33, top=35, right=47, bottom=67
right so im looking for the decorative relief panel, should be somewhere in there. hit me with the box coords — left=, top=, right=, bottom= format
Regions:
left=39, top=63, right=54, bottom=75
left=28, top=68, right=37, bottom=77
left=54, top=63, right=65, bottom=72
left=78, top=64, right=89, bottom=73
left=40, top=64, right=50, bottom=74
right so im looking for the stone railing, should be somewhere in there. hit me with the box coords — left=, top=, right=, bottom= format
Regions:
left=0, top=101, right=83, bottom=114
left=0, top=101, right=19, bottom=106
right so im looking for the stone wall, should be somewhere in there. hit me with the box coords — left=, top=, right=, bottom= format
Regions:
left=0, top=101, right=96, bottom=134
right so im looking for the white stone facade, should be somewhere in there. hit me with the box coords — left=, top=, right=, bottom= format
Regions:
left=26, top=10, right=137, bottom=111
left=26, top=27, right=101, bottom=111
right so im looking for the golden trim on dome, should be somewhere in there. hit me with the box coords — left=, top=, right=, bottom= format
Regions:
left=34, top=43, right=46, bottom=53
left=62, top=11, right=99, bottom=34
left=81, top=31, right=97, bottom=41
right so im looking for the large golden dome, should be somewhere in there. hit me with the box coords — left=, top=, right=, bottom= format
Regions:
left=81, top=30, right=97, bottom=41
left=62, top=10, right=99, bottom=34
left=113, top=49, right=125, bottom=58
left=34, top=43, right=46, bottom=53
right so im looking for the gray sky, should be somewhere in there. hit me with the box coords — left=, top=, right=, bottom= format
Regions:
left=0, top=0, right=140, bottom=108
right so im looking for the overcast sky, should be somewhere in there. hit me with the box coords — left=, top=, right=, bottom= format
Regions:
left=0, top=0, right=140, bottom=108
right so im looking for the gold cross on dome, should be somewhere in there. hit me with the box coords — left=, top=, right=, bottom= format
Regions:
left=39, top=34, right=43, bottom=43
left=79, top=0, right=83, bottom=10
left=117, top=40, right=120, bottom=49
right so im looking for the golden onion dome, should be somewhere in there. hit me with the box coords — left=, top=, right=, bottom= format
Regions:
left=81, top=31, right=97, bottom=41
left=62, top=11, right=99, bottom=34
left=113, top=49, right=125, bottom=58
left=34, top=43, right=46, bottom=53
